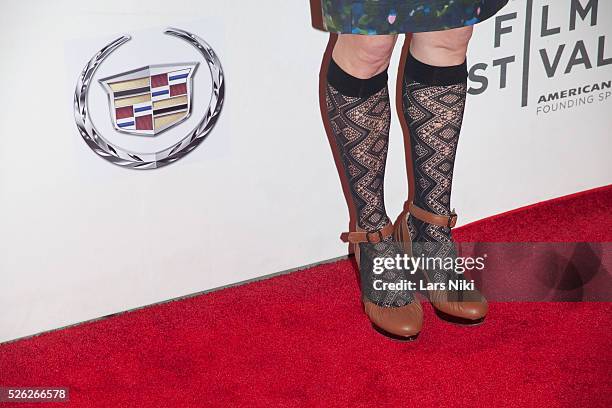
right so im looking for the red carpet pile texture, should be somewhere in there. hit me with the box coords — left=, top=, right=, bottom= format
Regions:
left=1, top=186, right=611, bottom=407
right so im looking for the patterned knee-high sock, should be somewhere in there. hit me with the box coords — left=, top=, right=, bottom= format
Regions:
left=402, top=52, right=467, bottom=284
left=326, top=58, right=391, bottom=233
left=326, top=58, right=413, bottom=307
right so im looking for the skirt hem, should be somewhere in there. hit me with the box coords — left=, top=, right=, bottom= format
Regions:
left=321, top=0, right=510, bottom=35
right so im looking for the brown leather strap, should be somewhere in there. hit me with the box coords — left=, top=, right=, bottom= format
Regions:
left=340, top=223, right=394, bottom=244
left=407, top=201, right=458, bottom=228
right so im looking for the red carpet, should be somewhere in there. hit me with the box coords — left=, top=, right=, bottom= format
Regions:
left=1, top=186, right=611, bottom=407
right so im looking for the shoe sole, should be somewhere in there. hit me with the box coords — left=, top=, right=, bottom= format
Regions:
left=371, top=324, right=419, bottom=342
left=434, top=309, right=486, bottom=326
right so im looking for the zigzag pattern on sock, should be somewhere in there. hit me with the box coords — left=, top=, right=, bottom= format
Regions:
left=403, top=77, right=467, bottom=285
left=326, top=81, right=414, bottom=307
left=326, top=84, right=391, bottom=232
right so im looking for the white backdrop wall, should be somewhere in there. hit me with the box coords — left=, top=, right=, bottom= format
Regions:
left=1, top=0, right=610, bottom=342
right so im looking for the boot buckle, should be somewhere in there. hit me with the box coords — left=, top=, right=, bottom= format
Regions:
left=366, top=229, right=384, bottom=243
left=448, top=210, right=458, bottom=228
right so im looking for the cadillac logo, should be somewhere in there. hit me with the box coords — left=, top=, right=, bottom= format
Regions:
left=100, top=63, right=198, bottom=136
left=74, top=28, right=224, bottom=169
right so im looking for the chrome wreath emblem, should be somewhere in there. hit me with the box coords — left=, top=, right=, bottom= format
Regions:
left=74, top=28, right=224, bottom=169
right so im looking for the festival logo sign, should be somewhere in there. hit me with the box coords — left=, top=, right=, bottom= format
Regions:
left=468, top=0, right=611, bottom=114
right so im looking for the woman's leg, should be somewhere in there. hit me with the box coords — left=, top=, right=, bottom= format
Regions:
left=332, top=35, right=397, bottom=79
left=410, top=26, right=472, bottom=66
left=400, top=27, right=488, bottom=321
left=326, top=33, right=422, bottom=339
left=326, top=34, right=397, bottom=234
left=403, top=27, right=472, bottom=234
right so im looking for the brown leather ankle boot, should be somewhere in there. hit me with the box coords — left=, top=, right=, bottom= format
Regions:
left=341, top=223, right=423, bottom=340
left=394, top=202, right=488, bottom=325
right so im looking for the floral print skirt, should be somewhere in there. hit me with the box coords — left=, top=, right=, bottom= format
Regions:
left=321, top=0, right=509, bottom=34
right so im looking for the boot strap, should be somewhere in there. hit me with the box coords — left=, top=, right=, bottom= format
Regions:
left=340, top=223, right=394, bottom=244
left=406, top=201, right=458, bottom=228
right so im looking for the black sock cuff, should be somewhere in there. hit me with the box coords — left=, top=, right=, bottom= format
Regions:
left=327, top=58, right=388, bottom=98
left=404, top=52, right=467, bottom=86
